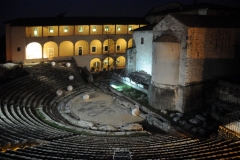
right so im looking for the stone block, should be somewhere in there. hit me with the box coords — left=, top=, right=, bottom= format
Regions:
left=195, top=114, right=206, bottom=122
left=184, top=123, right=193, bottom=131
left=170, top=113, right=176, bottom=118
left=191, top=127, right=199, bottom=134
left=176, top=112, right=183, bottom=118
left=189, top=118, right=202, bottom=126
left=121, top=123, right=143, bottom=131
left=179, top=120, right=187, bottom=126
left=173, top=117, right=180, bottom=123
left=199, top=128, right=207, bottom=136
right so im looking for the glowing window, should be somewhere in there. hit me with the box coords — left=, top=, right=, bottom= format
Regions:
left=92, top=26, right=96, bottom=32
left=128, top=26, right=132, bottom=31
left=49, top=27, right=54, bottom=33
left=79, top=26, right=83, bottom=32
left=104, top=46, right=108, bottom=52
left=33, top=28, right=38, bottom=36
left=91, top=46, right=96, bottom=52
left=105, top=26, right=109, bottom=32
left=63, top=26, right=69, bottom=33
left=117, top=26, right=121, bottom=31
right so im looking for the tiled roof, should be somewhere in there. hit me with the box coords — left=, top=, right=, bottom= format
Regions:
left=6, top=17, right=148, bottom=26
left=132, top=23, right=157, bottom=31
left=154, top=34, right=180, bottom=43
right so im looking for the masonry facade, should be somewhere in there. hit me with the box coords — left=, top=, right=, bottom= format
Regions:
left=149, top=14, right=240, bottom=112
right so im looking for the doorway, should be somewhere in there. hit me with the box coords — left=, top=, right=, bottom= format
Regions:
left=48, top=48, right=54, bottom=60
left=78, top=46, right=83, bottom=55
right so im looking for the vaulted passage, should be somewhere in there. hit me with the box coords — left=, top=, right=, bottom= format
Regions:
left=26, top=42, right=42, bottom=59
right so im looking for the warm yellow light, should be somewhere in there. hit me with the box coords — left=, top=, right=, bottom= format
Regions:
left=92, top=26, right=96, bottom=32
left=79, top=26, right=83, bottom=32
left=64, top=27, right=68, bottom=32
left=128, top=26, right=132, bottom=31
left=26, top=42, right=42, bottom=59
left=49, top=27, right=54, bottom=33
left=105, top=26, right=109, bottom=32
left=117, top=26, right=121, bottom=31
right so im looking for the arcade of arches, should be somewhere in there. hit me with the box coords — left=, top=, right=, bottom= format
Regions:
left=26, top=39, right=131, bottom=58
left=26, top=39, right=128, bottom=70
left=90, top=56, right=126, bottom=71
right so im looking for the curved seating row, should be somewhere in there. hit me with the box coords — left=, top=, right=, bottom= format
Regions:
left=0, top=61, right=239, bottom=159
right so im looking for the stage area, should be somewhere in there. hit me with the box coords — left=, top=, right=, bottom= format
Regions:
left=70, top=88, right=143, bottom=127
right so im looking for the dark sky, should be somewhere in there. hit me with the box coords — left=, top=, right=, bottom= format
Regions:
left=1, top=0, right=240, bottom=36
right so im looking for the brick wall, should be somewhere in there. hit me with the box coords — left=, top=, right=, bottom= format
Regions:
left=185, top=28, right=240, bottom=85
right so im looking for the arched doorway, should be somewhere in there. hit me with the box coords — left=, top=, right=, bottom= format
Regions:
left=103, top=56, right=114, bottom=71
left=26, top=42, right=42, bottom=59
left=116, top=56, right=126, bottom=69
left=59, top=41, right=73, bottom=57
left=75, top=40, right=89, bottom=55
left=116, top=38, right=127, bottom=53
left=43, top=41, right=58, bottom=60
left=90, top=58, right=101, bottom=72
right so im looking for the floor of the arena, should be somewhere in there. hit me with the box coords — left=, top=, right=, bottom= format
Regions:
left=70, top=88, right=144, bottom=127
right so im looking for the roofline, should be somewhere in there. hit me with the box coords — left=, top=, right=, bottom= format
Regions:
left=145, top=1, right=184, bottom=16
left=5, top=17, right=149, bottom=26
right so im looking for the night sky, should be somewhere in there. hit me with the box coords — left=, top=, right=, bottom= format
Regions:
left=1, top=0, right=240, bottom=36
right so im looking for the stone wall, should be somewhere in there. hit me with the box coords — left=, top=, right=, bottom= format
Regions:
left=150, top=14, right=240, bottom=113
left=125, top=48, right=136, bottom=76
left=133, top=30, right=153, bottom=75
left=185, top=28, right=240, bottom=85
left=149, top=82, right=205, bottom=113
left=152, top=42, right=180, bottom=85
left=153, top=15, right=240, bottom=86
left=153, top=15, right=188, bottom=86
left=148, top=84, right=176, bottom=111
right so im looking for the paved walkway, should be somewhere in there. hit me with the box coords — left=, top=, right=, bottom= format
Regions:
left=71, top=88, right=143, bottom=127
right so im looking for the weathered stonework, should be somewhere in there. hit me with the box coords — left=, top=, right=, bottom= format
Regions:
left=149, top=14, right=240, bottom=112
left=125, top=48, right=136, bottom=76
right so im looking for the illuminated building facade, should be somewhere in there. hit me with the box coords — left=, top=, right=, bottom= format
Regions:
left=5, top=17, right=147, bottom=70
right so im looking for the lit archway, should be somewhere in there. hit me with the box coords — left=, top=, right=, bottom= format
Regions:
left=59, top=41, right=73, bottom=56
left=90, top=58, right=101, bottom=72
left=116, top=56, right=126, bottom=69
left=90, top=39, right=102, bottom=54
left=116, top=38, right=127, bottom=53
left=103, top=39, right=115, bottom=54
left=128, top=39, right=133, bottom=48
left=75, top=40, right=89, bottom=55
left=26, top=42, right=42, bottom=59
left=103, top=56, right=114, bottom=70
left=43, top=41, right=58, bottom=60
